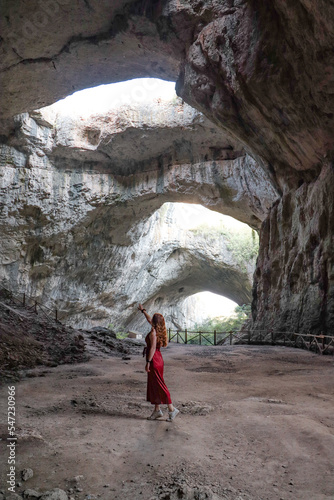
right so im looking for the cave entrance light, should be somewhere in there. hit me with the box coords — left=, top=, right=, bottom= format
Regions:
left=44, top=78, right=177, bottom=117
left=170, top=202, right=255, bottom=232
left=182, top=291, right=238, bottom=329
left=157, top=203, right=258, bottom=330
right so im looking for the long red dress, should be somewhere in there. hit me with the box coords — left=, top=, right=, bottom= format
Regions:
left=145, top=332, right=172, bottom=405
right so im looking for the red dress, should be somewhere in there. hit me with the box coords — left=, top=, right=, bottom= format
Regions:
left=145, top=332, right=172, bottom=405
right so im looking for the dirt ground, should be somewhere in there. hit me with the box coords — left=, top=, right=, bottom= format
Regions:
left=0, top=342, right=333, bottom=500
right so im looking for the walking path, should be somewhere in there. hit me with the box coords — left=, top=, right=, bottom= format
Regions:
left=0, top=343, right=333, bottom=499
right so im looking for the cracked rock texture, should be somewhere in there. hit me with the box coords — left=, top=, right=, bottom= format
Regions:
left=252, top=163, right=334, bottom=334
left=1, top=0, right=334, bottom=334
left=0, top=104, right=270, bottom=328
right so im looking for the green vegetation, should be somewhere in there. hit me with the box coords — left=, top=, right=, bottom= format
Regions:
left=174, top=304, right=252, bottom=345
left=108, top=324, right=129, bottom=339
left=116, top=331, right=128, bottom=339
left=190, top=222, right=259, bottom=271
left=193, top=304, right=251, bottom=333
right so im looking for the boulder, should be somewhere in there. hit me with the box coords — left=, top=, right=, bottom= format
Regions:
left=21, top=469, right=33, bottom=482
left=39, top=490, right=68, bottom=500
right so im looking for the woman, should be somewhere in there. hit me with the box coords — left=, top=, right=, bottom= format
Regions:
left=138, top=304, right=179, bottom=422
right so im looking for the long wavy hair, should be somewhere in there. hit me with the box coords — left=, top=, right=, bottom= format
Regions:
left=152, top=313, right=168, bottom=347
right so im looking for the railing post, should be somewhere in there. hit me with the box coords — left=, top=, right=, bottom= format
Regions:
left=34, top=300, right=37, bottom=313
left=169, top=328, right=171, bottom=342
left=23, top=293, right=25, bottom=307
left=185, top=329, right=187, bottom=344
left=271, top=329, right=274, bottom=345
left=199, top=332, right=202, bottom=345
left=230, top=332, right=232, bottom=345
left=248, top=330, right=251, bottom=344
left=55, top=309, right=58, bottom=321
left=214, top=330, right=216, bottom=345
left=177, top=331, right=179, bottom=343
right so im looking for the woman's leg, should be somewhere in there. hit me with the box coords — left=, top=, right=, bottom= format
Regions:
left=167, top=404, right=174, bottom=412
left=155, top=404, right=161, bottom=411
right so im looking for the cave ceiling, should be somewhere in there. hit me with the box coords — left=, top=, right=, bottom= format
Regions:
left=1, top=0, right=334, bottom=185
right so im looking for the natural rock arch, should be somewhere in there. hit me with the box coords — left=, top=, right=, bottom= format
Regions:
left=63, top=202, right=257, bottom=329
left=0, top=107, right=265, bottom=327
left=1, top=0, right=334, bottom=334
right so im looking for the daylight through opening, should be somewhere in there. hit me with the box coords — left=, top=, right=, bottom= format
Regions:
left=45, top=78, right=177, bottom=117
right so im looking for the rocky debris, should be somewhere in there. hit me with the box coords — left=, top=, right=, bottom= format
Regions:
left=0, top=293, right=89, bottom=382
left=39, top=490, right=68, bottom=500
left=3, top=494, right=23, bottom=500
left=1, top=489, right=69, bottom=500
left=0, top=288, right=146, bottom=380
left=153, top=465, right=253, bottom=500
left=122, top=337, right=145, bottom=347
left=179, top=401, right=214, bottom=416
left=83, top=329, right=129, bottom=355
left=87, top=326, right=116, bottom=339
left=22, top=490, right=41, bottom=499
left=14, top=428, right=44, bottom=442
left=21, top=469, right=34, bottom=482
left=153, top=484, right=223, bottom=499
left=77, top=326, right=145, bottom=360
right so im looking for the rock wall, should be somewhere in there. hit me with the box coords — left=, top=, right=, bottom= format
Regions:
left=252, top=163, right=334, bottom=334
left=2, top=0, right=333, bottom=179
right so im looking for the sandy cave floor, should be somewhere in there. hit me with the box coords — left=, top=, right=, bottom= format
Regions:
left=0, top=343, right=334, bottom=500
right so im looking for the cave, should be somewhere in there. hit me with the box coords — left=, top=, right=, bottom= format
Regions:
left=1, top=0, right=334, bottom=336
left=0, top=1, right=334, bottom=499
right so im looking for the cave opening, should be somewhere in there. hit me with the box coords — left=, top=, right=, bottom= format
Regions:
left=43, top=77, right=177, bottom=117
left=176, top=291, right=238, bottom=330
left=122, top=202, right=258, bottom=333
left=1, top=76, right=263, bottom=331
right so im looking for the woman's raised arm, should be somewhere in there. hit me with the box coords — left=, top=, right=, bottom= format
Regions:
left=138, top=303, right=152, bottom=325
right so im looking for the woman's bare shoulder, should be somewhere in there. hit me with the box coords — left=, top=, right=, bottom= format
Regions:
left=149, top=327, right=157, bottom=337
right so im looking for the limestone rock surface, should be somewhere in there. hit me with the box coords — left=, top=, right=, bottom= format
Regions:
left=1, top=0, right=333, bottom=181
left=252, top=163, right=334, bottom=335
left=116, top=203, right=257, bottom=332
left=0, top=102, right=273, bottom=328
